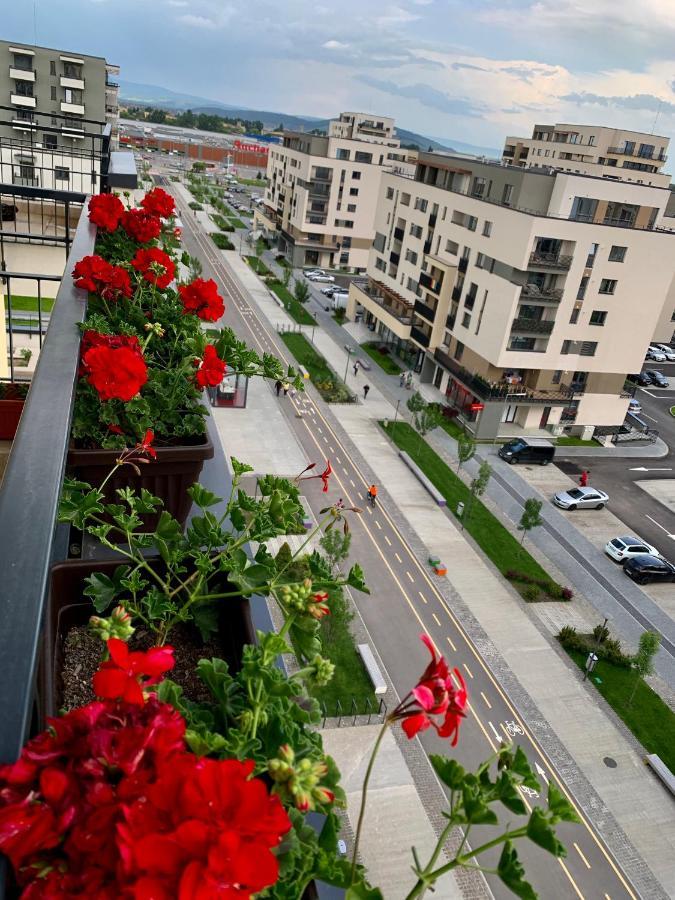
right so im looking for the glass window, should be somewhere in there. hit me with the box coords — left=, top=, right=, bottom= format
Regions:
left=50, top=60, right=56, bottom=75
left=590, top=310, right=607, bottom=325
left=609, top=245, right=627, bottom=262
left=599, top=278, right=617, bottom=294
left=483, top=221, right=492, bottom=237
left=400, top=192, right=410, bottom=206
left=352, top=171, right=361, bottom=180
left=354, top=151, right=372, bottom=163
left=386, top=187, right=394, bottom=200
left=54, top=166, right=69, bottom=181
left=349, top=187, right=359, bottom=196
left=462, top=312, right=471, bottom=328
left=502, top=184, right=514, bottom=205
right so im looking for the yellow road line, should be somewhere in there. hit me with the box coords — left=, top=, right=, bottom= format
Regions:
left=574, top=843, right=592, bottom=870
left=432, top=613, right=441, bottom=626
left=480, top=691, right=492, bottom=710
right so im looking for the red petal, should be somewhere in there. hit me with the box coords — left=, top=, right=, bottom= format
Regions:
left=411, top=684, right=436, bottom=711
left=107, top=637, right=130, bottom=668
left=401, top=712, right=429, bottom=739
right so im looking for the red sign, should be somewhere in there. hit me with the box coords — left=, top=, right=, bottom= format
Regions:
left=469, top=402, right=484, bottom=412
left=233, top=140, right=269, bottom=154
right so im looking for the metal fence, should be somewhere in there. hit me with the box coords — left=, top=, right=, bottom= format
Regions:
left=320, top=696, right=388, bottom=728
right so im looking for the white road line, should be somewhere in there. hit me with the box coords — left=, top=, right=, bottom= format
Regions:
left=418, top=591, right=428, bottom=604
left=574, top=843, right=592, bottom=870
left=432, top=612, right=442, bottom=626
left=640, top=388, right=657, bottom=397
left=463, top=662, right=474, bottom=679
left=488, top=721, right=501, bottom=741
left=480, top=691, right=492, bottom=709
left=446, top=636, right=457, bottom=652
left=395, top=552, right=402, bottom=563
left=375, top=520, right=382, bottom=530
left=335, top=455, right=342, bottom=464
left=645, top=514, right=675, bottom=536
left=643, top=414, right=658, bottom=423
left=406, top=570, right=414, bottom=583
left=384, top=535, right=392, bottom=546
left=349, top=479, right=356, bottom=488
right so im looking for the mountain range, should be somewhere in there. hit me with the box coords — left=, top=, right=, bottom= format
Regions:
left=119, top=80, right=500, bottom=157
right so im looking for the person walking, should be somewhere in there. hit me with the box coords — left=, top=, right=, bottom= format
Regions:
left=363, top=384, right=370, bottom=400
left=282, top=382, right=290, bottom=396
left=399, top=371, right=406, bottom=388
left=353, top=360, right=360, bottom=377
left=406, top=372, right=413, bottom=390
left=579, top=469, right=589, bottom=487
left=275, top=379, right=283, bottom=397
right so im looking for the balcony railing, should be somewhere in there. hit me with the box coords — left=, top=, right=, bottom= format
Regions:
left=389, top=250, right=400, bottom=266
left=410, top=325, right=430, bottom=348
left=607, top=146, right=666, bottom=162
left=528, top=251, right=573, bottom=270
left=353, top=282, right=413, bottom=325
left=414, top=299, right=436, bottom=322
left=451, top=285, right=462, bottom=302
left=511, top=317, right=554, bottom=335
left=393, top=226, right=404, bottom=241
left=458, top=257, right=468, bottom=273
left=520, top=283, right=563, bottom=302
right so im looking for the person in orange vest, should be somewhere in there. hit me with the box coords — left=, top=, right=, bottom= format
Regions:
left=579, top=470, right=589, bottom=487
left=367, top=484, right=378, bottom=507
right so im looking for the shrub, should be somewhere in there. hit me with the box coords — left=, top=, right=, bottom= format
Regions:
left=523, top=585, right=540, bottom=602
left=557, top=629, right=632, bottom=669
left=592, top=623, right=609, bottom=643
left=561, top=587, right=574, bottom=601
left=558, top=625, right=577, bottom=642
left=188, top=202, right=203, bottom=211
left=211, top=233, right=234, bottom=250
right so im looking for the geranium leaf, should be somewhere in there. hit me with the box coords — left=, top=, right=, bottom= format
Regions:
left=498, top=842, right=538, bottom=900
left=188, top=483, right=222, bottom=509
left=346, top=563, right=369, bottom=594
left=527, top=807, right=566, bottom=857
left=547, top=782, right=580, bottom=824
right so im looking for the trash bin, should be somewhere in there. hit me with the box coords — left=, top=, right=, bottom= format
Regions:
left=457, top=501, right=465, bottom=517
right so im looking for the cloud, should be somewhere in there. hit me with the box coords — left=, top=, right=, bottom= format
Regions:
left=323, top=40, right=349, bottom=49
left=167, top=0, right=189, bottom=6
left=451, top=62, right=487, bottom=72
left=376, top=6, right=421, bottom=26
left=359, top=75, right=485, bottom=117
left=176, top=7, right=234, bottom=28
left=559, top=91, right=675, bottom=114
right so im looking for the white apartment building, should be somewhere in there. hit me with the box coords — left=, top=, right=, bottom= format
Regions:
left=502, top=123, right=669, bottom=187
left=254, top=112, right=415, bottom=272
left=347, top=150, right=675, bottom=440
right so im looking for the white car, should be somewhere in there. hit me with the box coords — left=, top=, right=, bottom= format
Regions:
left=654, top=344, right=675, bottom=361
left=308, top=273, right=335, bottom=283
left=628, top=398, right=642, bottom=415
left=605, top=535, right=661, bottom=562
left=552, top=486, right=609, bottom=510
left=646, top=345, right=667, bottom=362
left=304, top=268, right=325, bottom=279
left=320, top=286, right=336, bottom=296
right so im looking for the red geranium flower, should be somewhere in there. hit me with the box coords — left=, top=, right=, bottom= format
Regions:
left=122, top=209, right=162, bottom=244
left=93, top=638, right=175, bottom=705
left=131, top=247, right=176, bottom=290
left=135, top=429, right=157, bottom=459
left=73, top=255, right=132, bottom=302
left=391, top=634, right=467, bottom=744
left=88, top=193, right=124, bottom=232
left=178, top=278, right=225, bottom=321
left=320, top=460, right=332, bottom=492
left=140, top=187, right=176, bottom=220
left=80, top=333, right=148, bottom=402
left=307, top=591, right=330, bottom=619
left=195, top=345, right=226, bottom=388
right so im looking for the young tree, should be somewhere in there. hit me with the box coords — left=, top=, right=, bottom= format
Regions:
left=294, top=279, right=310, bottom=304
left=463, top=459, right=492, bottom=530
left=281, top=265, right=292, bottom=290
left=319, top=529, right=352, bottom=575
left=518, top=498, right=544, bottom=547
left=629, top=631, right=660, bottom=706
left=406, top=392, right=442, bottom=453
left=456, top=432, right=475, bottom=472
left=188, top=255, right=203, bottom=282
left=253, top=237, right=265, bottom=272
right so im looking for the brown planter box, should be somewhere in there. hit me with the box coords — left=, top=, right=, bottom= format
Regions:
left=38, top=558, right=254, bottom=726
left=67, top=433, right=214, bottom=528
left=0, top=399, right=25, bottom=439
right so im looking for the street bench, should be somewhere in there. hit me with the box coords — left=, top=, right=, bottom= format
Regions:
left=398, top=451, right=446, bottom=506
left=343, top=345, right=371, bottom=370
left=646, top=754, right=675, bottom=797
left=299, top=495, right=314, bottom=530
left=357, top=643, right=387, bottom=695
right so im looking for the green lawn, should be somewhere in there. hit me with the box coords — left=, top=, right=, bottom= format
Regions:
left=245, top=256, right=271, bottom=276
left=210, top=214, right=234, bottom=232
left=360, top=341, right=402, bottom=375
left=383, top=421, right=555, bottom=589
left=434, top=413, right=467, bottom=442
left=211, top=233, right=235, bottom=250
left=310, top=618, right=376, bottom=713
left=237, top=177, right=266, bottom=187
left=565, top=649, right=675, bottom=771
left=269, top=281, right=317, bottom=326
left=3, top=295, right=55, bottom=312
left=280, top=332, right=352, bottom=403
left=556, top=436, right=601, bottom=447
left=229, top=217, right=246, bottom=230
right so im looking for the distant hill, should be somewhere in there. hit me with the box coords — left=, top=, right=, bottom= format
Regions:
left=119, top=80, right=454, bottom=152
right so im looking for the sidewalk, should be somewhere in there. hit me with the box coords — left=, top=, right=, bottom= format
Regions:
left=236, top=255, right=675, bottom=895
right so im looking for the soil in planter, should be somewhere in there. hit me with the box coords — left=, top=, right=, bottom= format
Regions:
left=60, top=623, right=222, bottom=711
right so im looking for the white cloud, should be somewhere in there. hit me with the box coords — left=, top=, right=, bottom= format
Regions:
left=167, top=0, right=189, bottom=6
left=323, top=40, right=349, bottom=49
left=376, top=6, right=421, bottom=26
left=177, top=7, right=234, bottom=28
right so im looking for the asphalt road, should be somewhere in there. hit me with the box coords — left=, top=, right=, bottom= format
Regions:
left=556, top=363, right=675, bottom=559
left=158, top=173, right=648, bottom=900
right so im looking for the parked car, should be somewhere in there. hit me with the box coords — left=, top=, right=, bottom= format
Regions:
left=623, top=554, right=675, bottom=585
left=646, top=345, right=667, bottom=362
left=308, top=273, right=335, bottom=283
left=628, top=398, right=642, bottom=414
left=644, top=369, right=670, bottom=387
left=654, top=344, right=675, bottom=361
left=331, top=292, right=349, bottom=311
left=304, top=268, right=325, bottom=279
left=552, top=486, right=609, bottom=510
left=498, top=438, right=555, bottom=466
left=320, top=286, right=336, bottom=297
left=627, top=372, right=653, bottom=386
left=605, top=535, right=661, bottom=562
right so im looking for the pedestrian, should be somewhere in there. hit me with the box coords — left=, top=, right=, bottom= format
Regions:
left=579, top=469, right=589, bottom=487
left=353, top=360, right=360, bottom=377
left=406, top=371, right=413, bottom=390
left=282, top=382, right=290, bottom=396
left=399, top=371, right=406, bottom=388
left=275, top=379, right=283, bottom=397
left=363, top=384, right=370, bottom=400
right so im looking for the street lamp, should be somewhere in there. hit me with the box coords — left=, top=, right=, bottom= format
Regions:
left=343, top=347, right=354, bottom=383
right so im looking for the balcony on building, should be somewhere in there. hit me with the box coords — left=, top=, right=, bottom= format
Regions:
left=419, top=264, right=444, bottom=295
left=11, top=94, right=36, bottom=108
left=9, top=65, right=35, bottom=82
left=451, top=285, right=462, bottom=302
left=607, top=145, right=667, bottom=162
left=458, top=256, right=468, bottom=273
left=413, top=298, right=436, bottom=322
left=519, top=282, right=563, bottom=303
left=351, top=279, right=414, bottom=337
left=60, top=75, right=85, bottom=91
left=510, top=316, right=554, bottom=335
left=389, top=250, right=400, bottom=266
left=393, top=226, right=405, bottom=241
left=61, top=101, right=85, bottom=116
left=410, top=324, right=431, bottom=348
left=528, top=251, right=572, bottom=270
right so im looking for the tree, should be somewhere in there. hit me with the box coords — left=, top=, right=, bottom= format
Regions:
left=406, top=392, right=442, bottom=454
left=463, top=459, right=491, bottom=530
left=518, top=498, right=544, bottom=547
left=629, top=631, right=660, bottom=706
left=456, top=432, right=475, bottom=472
left=319, top=529, right=352, bottom=575
left=294, top=279, right=310, bottom=304
left=148, top=108, right=167, bottom=124
left=281, top=265, right=292, bottom=290
left=253, top=237, right=265, bottom=272
left=188, top=255, right=203, bottom=282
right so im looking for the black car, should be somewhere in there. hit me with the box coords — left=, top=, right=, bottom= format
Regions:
left=627, top=372, right=653, bottom=386
left=644, top=369, right=670, bottom=388
left=623, top=554, right=675, bottom=584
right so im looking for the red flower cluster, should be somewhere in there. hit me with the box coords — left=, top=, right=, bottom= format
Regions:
left=0, top=694, right=290, bottom=898
left=73, top=254, right=132, bottom=302
left=135, top=428, right=157, bottom=459
left=88, top=193, right=124, bottom=232
left=392, top=634, right=467, bottom=744
left=121, top=209, right=161, bottom=244
left=80, top=331, right=148, bottom=402
left=179, top=278, right=225, bottom=322
left=140, top=187, right=175, bottom=220
left=131, top=247, right=176, bottom=290
left=195, top=344, right=226, bottom=388
left=94, top=638, right=174, bottom=705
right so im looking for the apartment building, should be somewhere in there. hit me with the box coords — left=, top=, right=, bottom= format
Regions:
left=254, top=111, right=415, bottom=272
left=502, top=123, right=669, bottom=187
left=347, top=149, right=675, bottom=439
left=0, top=39, right=120, bottom=192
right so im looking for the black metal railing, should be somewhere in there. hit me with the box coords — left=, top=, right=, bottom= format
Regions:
left=528, top=252, right=573, bottom=270
left=458, top=257, right=468, bottom=273
left=393, top=226, right=404, bottom=241
left=352, top=282, right=413, bottom=324
left=511, top=317, right=554, bottom=335
left=414, top=298, right=436, bottom=322
left=429, top=213, right=437, bottom=228
left=3, top=271, right=63, bottom=382
left=389, top=250, right=400, bottom=265
left=607, top=146, right=666, bottom=162
left=520, top=283, right=563, bottom=302
left=419, top=271, right=432, bottom=290
left=410, top=325, right=430, bottom=347
left=451, top=285, right=462, bottom=302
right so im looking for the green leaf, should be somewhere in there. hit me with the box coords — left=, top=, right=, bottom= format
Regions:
left=496, top=771, right=528, bottom=816
left=526, top=807, right=566, bottom=857
left=192, top=602, right=220, bottom=641
left=462, top=783, right=499, bottom=825
left=511, top=746, right=540, bottom=791
left=58, top=486, right=104, bottom=530
left=345, top=884, right=384, bottom=900
left=188, top=483, right=223, bottom=509
left=547, top=782, right=580, bottom=824
left=155, top=510, right=183, bottom=545
left=231, top=456, right=254, bottom=477
left=431, top=755, right=466, bottom=790
left=346, top=562, right=370, bottom=594
left=497, top=841, right=538, bottom=900
left=83, top=565, right=129, bottom=613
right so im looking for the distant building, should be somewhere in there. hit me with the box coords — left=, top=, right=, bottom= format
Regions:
left=254, top=111, right=417, bottom=272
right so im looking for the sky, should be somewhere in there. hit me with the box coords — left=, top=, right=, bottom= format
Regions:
left=6, top=0, right=675, bottom=151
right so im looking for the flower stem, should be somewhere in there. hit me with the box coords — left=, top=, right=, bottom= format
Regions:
left=350, top=719, right=390, bottom=885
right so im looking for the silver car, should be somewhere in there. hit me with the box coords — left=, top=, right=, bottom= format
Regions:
left=553, top=486, right=609, bottom=510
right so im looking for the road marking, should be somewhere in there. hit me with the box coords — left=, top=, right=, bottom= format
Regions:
left=335, top=455, right=342, bottom=463
left=559, top=857, right=586, bottom=899
left=446, top=636, right=457, bottom=651
left=480, top=691, right=492, bottom=709
left=629, top=466, right=672, bottom=472
left=535, top=761, right=549, bottom=783
left=384, top=535, right=392, bottom=546
left=641, top=388, right=657, bottom=397
left=418, top=591, right=428, bottom=604
left=645, top=514, right=675, bottom=539
left=349, top=479, right=356, bottom=488
left=574, top=843, right=592, bottom=870
left=342, top=467, right=349, bottom=476
left=317, top=427, right=323, bottom=434
left=329, top=445, right=335, bottom=452
left=488, top=721, right=501, bottom=742
left=375, top=520, right=382, bottom=530
left=643, top=414, right=658, bottom=423
left=406, top=570, right=414, bottom=582
left=432, top=612, right=442, bottom=626
left=462, top=662, right=474, bottom=679
left=395, top=552, right=402, bottom=563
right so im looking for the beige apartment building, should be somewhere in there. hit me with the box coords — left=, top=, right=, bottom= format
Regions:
left=254, top=111, right=415, bottom=272
left=502, top=123, right=669, bottom=187
left=347, top=148, right=675, bottom=439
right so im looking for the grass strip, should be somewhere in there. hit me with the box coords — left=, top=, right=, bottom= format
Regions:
left=280, top=332, right=353, bottom=403
left=245, top=256, right=271, bottom=276
left=360, top=341, right=402, bottom=375
left=211, top=233, right=235, bottom=250
left=269, top=281, right=317, bottom=326
left=556, top=436, right=601, bottom=447
left=229, top=217, right=246, bottom=229
left=3, top=295, right=55, bottom=312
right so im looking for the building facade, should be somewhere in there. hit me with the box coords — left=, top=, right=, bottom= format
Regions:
left=347, top=149, right=675, bottom=439
left=0, top=39, right=120, bottom=192
left=502, top=123, right=669, bottom=187
left=254, top=112, right=415, bottom=272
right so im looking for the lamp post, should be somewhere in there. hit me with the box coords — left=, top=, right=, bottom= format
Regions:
left=392, top=398, right=401, bottom=435
left=343, top=347, right=354, bottom=384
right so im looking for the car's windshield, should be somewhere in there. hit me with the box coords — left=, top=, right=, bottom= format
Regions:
left=566, top=489, right=583, bottom=498
left=507, top=440, right=526, bottom=451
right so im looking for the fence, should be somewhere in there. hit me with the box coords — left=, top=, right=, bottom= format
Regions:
left=320, top=696, right=388, bottom=728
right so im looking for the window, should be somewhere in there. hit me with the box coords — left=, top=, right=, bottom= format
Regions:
left=483, top=221, right=492, bottom=237
left=407, top=276, right=418, bottom=292
left=569, top=307, right=580, bottom=324
left=551, top=370, right=562, bottom=385
left=413, top=197, right=428, bottom=212
left=588, top=135, right=596, bottom=146
left=471, top=177, right=486, bottom=198
left=410, top=224, right=423, bottom=239
left=339, top=252, right=349, bottom=264
left=405, top=249, right=418, bottom=264
left=351, top=171, right=361, bottom=180
left=15, top=81, right=34, bottom=97
left=599, top=278, right=617, bottom=294
left=375, top=257, right=386, bottom=272
left=349, top=187, right=359, bottom=196
left=386, top=187, right=394, bottom=200
left=336, top=148, right=350, bottom=160
left=467, top=215, right=477, bottom=232
left=580, top=341, right=597, bottom=356
left=50, top=60, right=56, bottom=75
left=54, top=166, right=69, bottom=181
left=347, top=204, right=356, bottom=212
left=43, top=133, right=57, bottom=150
left=462, top=312, right=471, bottom=328
left=464, top=283, right=478, bottom=310
left=576, top=277, right=589, bottom=301
left=475, top=290, right=487, bottom=335
left=400, top=192, right=410, bottom=206
left=561, top=340, right=572, bottom=354
left=454, top=340, right=464, bottom=362
left=502, top=184, right=514, bottom=205
left=585, top=242, right=599, bottom=268
left=445, top=239, right=458, bottom=255
left=63, top=62, right=82, bottom=79
left=590, top=310, right=607, bottom=326
left=354, top=151, right=372, bottom=163
left=609, top=245, right=627, bottom=262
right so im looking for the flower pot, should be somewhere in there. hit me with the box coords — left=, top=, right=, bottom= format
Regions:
left=67, top=433, right=214, bottom=528
left=38, top=558, right=254, bottom=727
left=0, top=399, right=25, bottom=439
